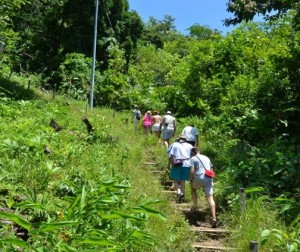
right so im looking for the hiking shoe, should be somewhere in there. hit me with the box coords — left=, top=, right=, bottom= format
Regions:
left=176, top=193, right=184, bottom=203
left=211, top=219, right=217, bottom=228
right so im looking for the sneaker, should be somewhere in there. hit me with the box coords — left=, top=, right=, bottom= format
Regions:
left=176, top=193, right=184, bottom=203
left=211, top=219, right=217, bottom=228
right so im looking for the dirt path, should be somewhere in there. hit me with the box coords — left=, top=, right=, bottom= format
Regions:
left=147, top=162, right=232, bottom=251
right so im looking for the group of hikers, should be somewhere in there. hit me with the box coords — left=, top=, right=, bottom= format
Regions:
left=132, top=105, right=217, bottom=228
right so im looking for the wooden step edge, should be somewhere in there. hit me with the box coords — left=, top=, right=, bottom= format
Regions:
left=190, top=226, right=230, bottom=233
left=170, top=203, right=191, bottom=207
left=180, top=208, right=211, bottom=213
left=162, top=190, right=177, bottom=194
left=192, top=242, right=233, bottom=250
left=143, top=162, right=157, bottom=165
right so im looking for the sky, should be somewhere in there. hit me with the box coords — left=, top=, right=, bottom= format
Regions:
left=128, top=0, right=237, bottom=35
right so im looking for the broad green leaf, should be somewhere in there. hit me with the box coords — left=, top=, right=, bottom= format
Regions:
left=113, top=183, right=131, bottom=189
left=13, top=202, right=45, bottom=211
left=80, top=185, right=86, bottom=211
left=143, top=200, right=165, bottom=206
left=260, top=237, right=269, bottom=246
left=101, top=211, right=145, bottom=221
left=6, top=197, right=15, bottom=209
left=79, top=237, right=118, bottom=246
left=0, top=238, right=30, bottom=248
left=131, top=229, right=155, bottom=240
left=273, top=233, right=283, bottom=241
left=99, top=180, right=116, bottom=191
left=245, top=187, right=264, bottom=193
left=97, top=195, right=119, bottom=204
left=101, top=179, right=116, bottom=186
left=0, top=212, right=31, bottom=231
left=37, top=221, right=80, bottom=232
left=279, top=203, right=293, bottom=214
left=261, top=229, right=271, bottom=237
left=58, top=243, right=78, bottom=252
left=132, top=206, right=167, bottom=221
left=67, top=195, right=81, bottom=217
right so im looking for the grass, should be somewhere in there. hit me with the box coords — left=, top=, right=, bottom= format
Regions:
left=222, top=194, right=295, bottom=251
left=1, top=76, right=298, bottom=251
left=0, top=81, right=194, bottom=251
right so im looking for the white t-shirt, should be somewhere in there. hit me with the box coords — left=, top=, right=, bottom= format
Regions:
left=182, top=126, right=198, bottom=141
left=190, top=154, right=212, bottom=178
left=167, top=141, right=193, bottom=167
left=162, top=114, right=175, bottom=130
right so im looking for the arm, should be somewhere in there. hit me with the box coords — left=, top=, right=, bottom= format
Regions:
left=159, top=117, right=165, bottom=131
left=168, top=155, right=173, bottom=169
left=173, top=119, right=176, bottom=137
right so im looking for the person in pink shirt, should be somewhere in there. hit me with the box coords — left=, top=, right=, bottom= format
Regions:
left=142, top=111, right=152, bottom=135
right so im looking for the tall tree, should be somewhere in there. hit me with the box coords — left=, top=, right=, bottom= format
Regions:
left=225, top=0, right=299, bottom=26
left=188, top=24, right=221, bottom=40
left=9, top=0, right=143, bottom=77
left=140, top=15, right=182, bottom=49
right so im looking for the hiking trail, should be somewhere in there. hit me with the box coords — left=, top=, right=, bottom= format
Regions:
left=145, top=160, right=232, bottom=251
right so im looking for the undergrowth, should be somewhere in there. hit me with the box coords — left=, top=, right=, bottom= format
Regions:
left=0, top=90, right=193, bottom=251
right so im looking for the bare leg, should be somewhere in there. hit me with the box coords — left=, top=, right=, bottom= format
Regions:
left=173, top=180, right=181, bottom=195
left=206, top=195, right=216, bottom=221
left=180, top=180, right=185, bottom=195
left=163, top=139, right=169, bottom=148
left=191, top=185, right=198, bottom=208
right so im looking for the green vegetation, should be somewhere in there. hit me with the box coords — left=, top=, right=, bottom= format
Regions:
left=1, top=0, right=299, bottom=250
left=0, top=91, right=193, bottom=251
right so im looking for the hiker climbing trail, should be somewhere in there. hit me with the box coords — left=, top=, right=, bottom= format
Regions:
left=163, top=190, right=231, bottom=251
left=145, top=162, right=232, bottom=251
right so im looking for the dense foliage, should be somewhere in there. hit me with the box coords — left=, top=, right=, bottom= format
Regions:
left=0, top=94, right=193, bottom=251
left=1, top=1, right=299, bottom=250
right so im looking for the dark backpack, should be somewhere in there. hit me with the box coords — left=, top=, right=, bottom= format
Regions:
left=135, top=111, right=141, bottom=120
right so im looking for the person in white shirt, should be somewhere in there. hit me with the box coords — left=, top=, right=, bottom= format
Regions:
left=167, top=134, right=193, bottom=203
left=160, top=111, right=176, bottom=148
left=189, top=147, right=217, bottom=228
left=181, top=123, right=199, bottom=147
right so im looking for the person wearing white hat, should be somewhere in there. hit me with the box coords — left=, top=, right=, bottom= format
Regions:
left=132, top=105, right=141, bottom=133
left=159, top=110, right=176, bottom=148
left=167, top=133, right=193, bottom=203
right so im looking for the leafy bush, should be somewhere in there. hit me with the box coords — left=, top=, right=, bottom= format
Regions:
left=57, top=53, right=92, bottom=100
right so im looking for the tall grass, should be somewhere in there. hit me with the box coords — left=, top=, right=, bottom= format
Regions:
left=0, top=84, right=194, bottom=251
left=223, top=190, right=296, bottom=251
